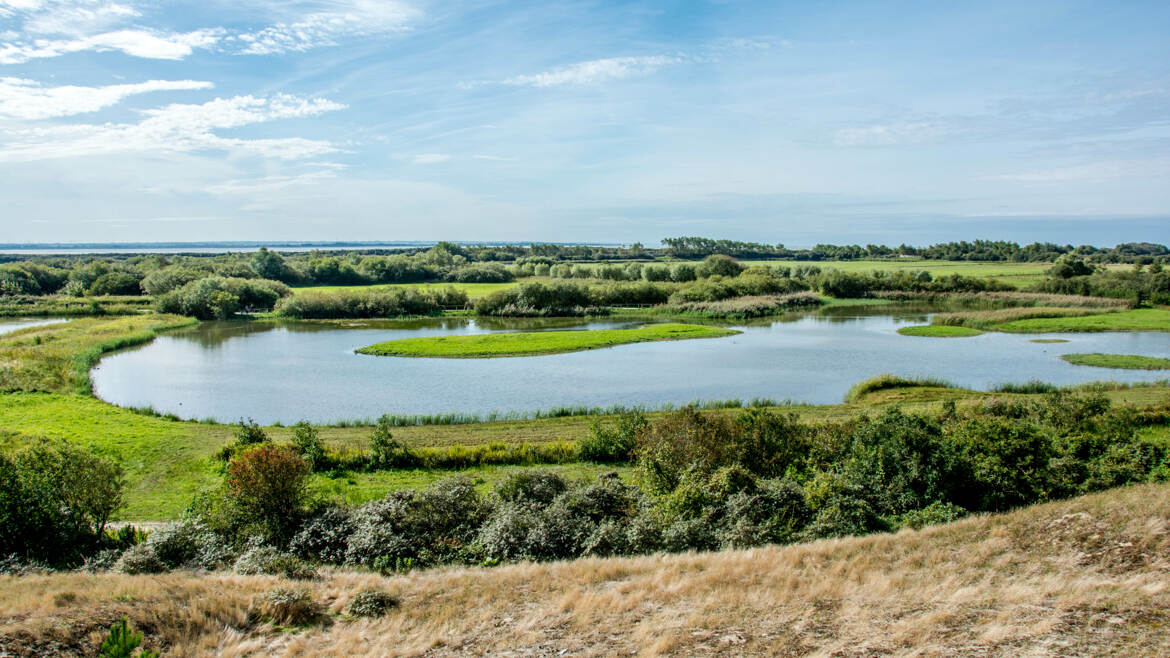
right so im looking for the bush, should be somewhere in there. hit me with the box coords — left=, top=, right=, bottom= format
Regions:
left=1, top=440, right=125, bottom=567
left=473, top=281, right=599, bottom=316
left=114, top=543, right=166, bottom=574
left=290, top=421, right=326, bottom=470
left=234, top=543, right=317, bottom=579
left=445, top=264, right=514, bottom=283
left=99, top=618, right=158, bottom=658
left=275, top=287, right=455, bottom=318
left=88, top=271, right=142, bottom=296
left=347, top=588, right=399, bottom=617
left=290, top=506, right=354, bottom=564
left=370, top=415, right=412, bottom=468
left=493, top=470, right=568, bottom=506
left=696, top=255, right=744, bottom=278
left=580, top=412, right=646, bottom=463
left=255, top=588, right=325, bottom=626
left=225, top=445, right=311, bottom=541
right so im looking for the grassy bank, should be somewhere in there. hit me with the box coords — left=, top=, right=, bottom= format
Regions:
left=990, top=307, right=1170, bottom=333
left=1061, top=353, right=1170, bottom=370
left=897, top=325, right=983, bottom=337
left=3, top=482, right=1166, bottom=656
left=356, top=323, right=739, bottom=358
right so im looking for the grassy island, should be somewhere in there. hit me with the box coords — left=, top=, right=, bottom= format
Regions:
left=1060, top=353, right=1170, bottom=370
left=897, top=325, right=983, bottom=337
left=356, top=323, right=740, bottom=358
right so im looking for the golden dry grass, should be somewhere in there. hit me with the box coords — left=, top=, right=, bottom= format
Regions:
left=3, top=483, right=1167, bottom=657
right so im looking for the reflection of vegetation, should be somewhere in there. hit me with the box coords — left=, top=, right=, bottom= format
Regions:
left=1061, top=353, right=1170, bottom=370
left=898, top=325, right=983, bottom=337
left=357, top=323, right=740, bottom=358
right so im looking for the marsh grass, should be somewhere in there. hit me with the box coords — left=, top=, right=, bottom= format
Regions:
left=1060, top=353, right=1170, bottom=370
left=844, top=373, right=958, bottom=403
left=896, top=325, right=983, bottom=337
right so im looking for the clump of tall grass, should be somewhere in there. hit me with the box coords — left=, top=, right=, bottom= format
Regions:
left=666, top=292, right=822, bottom=318
left=992, top=380, right=1059, bottom=394
left=873, top=290, right=1131, bottom=309
left=845, top=373, right=957, bottom=402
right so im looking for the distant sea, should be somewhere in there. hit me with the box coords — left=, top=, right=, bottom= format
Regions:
left=0, top=241, right=620, bottom=255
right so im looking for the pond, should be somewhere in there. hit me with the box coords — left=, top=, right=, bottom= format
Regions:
left=90, top=308, right=1170, bottom=424
left=0, top=317, right=66, bottom=335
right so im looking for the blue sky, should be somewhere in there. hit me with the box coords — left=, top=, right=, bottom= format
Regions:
left=1, top=0, right=1168, bottom=246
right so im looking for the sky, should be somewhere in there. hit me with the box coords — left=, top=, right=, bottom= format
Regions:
left=1, top=0, right=1169, bottom=247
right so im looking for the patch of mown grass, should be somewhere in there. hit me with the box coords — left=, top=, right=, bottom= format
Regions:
left=898, top=325, right=983, bottom=337
left=356, top=323, right=739, bottom=358
left=1060, top=353, right=1170, bottom=370
left=990, top=308, right=1170, bottom=333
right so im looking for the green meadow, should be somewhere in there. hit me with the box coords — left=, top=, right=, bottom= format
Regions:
left=356, top=323, right=740, bottom=358
left=897, top=325, right=984, bottom=337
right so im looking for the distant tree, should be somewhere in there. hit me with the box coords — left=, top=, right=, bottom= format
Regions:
left=249, top=247, right=294, bottom=282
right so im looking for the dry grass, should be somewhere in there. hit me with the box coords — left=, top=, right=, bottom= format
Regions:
left=3, top=483, right=1167, bottom=657
left=933, top=306, right=1112, bottom=329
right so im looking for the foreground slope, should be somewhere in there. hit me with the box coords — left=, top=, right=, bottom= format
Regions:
left=2, top=483, right=1167, bottom=657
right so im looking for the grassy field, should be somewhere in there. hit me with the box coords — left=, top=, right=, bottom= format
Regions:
left=1061, top=353, right=1170, bottom=370
left=3, top=482, right=1166, bottom=656
left=356, top=323, right=739, bottom=358
left=991, top=307, right=1170, bottom=333
left=897, top=325, right=982, bottom=337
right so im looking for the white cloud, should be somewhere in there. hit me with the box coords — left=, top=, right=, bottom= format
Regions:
left=833, top=121, right=958, bottom=147
left=981, top=160, right=1170, bottom=184
left=231, top=0, right=420, bottom=55
left=0, top=77, right=213, bottom=119
left=0, top=93, right=346, bottom=162
left=0, top=27, right=223, bottom=63
left=0, top=0, right=419, bottom=63
left=412, top=153, right=450, bottom=164
left=503, top=56, right=680, bottom=87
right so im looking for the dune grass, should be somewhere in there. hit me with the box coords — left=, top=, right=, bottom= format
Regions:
left=356, top=323, right=740, bottom=358
left=3, top=483, right=1166, bottom=656
left=844, top=373, right=961, bottom=403
left=897, top=324, right=983, bottom=337
left=1061, top=353, right=1170, bottom=370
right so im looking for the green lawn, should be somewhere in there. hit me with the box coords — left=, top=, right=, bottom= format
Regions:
left=1060, top=353, right=1170, bottom=370
left=897, top=325, right=984, bottom=337
left=356, top=323, right=740, bottom=358
left=991, top=308, right=1170, bottom=333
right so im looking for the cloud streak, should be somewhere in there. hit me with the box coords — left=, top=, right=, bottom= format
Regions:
left=0, top=77, right=213, bottom=119
left=502, top=55, right=680, bottom=87
left=0, top=93, right=346, bottom=162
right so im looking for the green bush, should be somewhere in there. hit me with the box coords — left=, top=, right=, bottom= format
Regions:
left=348, top=588, right=399, bottom=617
left=580, top=412, right=646, bottom=462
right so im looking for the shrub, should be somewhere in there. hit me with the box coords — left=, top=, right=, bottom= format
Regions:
left=114, top=543, right=166, bottom=574
left=894, top=501, right=967, bottom=530
left=493, top=470, right=568, bottom=506
left=348, top=588, right=399, bottom=617
left=719, top=477, right=811, bottom=548
left=234, top=543, right=317, bottom=579
left=1, top=440, right=125, bottom=566
left=580, top=412, right=646, bottom=463
left=290, top=506, right=354, bottom=564
left=370, top=415, right=412, bottom=467
left=290, top=421, right=326, bottom=470
left=225, top=445, right=311, bottom=541
left=88, top=271, right=142, bottom=296
left=445, top=264, right=514, bottom=283
left=696, top=255, right=744, bottom=278
left=255, top=588, right=325, bottom=626
left=275, top=288, right=452, bottom=319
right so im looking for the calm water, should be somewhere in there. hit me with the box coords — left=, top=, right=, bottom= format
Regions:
left=90, top=309, right=1170, bottom=424
left=0, top=317, right=66, bottom=335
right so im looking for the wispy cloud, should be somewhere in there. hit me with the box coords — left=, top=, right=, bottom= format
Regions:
left=0, top=77, right=213, bottom=119
left=411, top=153, right=451, bottom=164
left=0, top=0, right=420, bottom=63
left=0, top=93, right=345, bottom=161
left=833, top=121, right=960, bottom=147
left=502, top=55, right=680, bottom=87
left=228, top=1, right=420, bottom=55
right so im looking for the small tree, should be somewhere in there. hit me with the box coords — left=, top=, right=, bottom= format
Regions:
left=370, top=415, right=411, bottom=468
left=99, top=617, right=158, bottom=658
left=226, top=445, right=311, bottom=541
left=290, top=421, right=326, bottom=470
